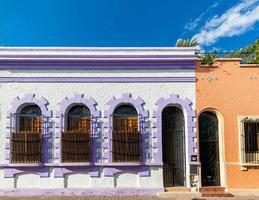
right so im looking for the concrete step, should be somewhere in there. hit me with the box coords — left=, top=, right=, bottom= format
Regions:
left=164, top=187, right=190, bottom=192
left=199, top=186, right=225, bottom=193
left=199, top=187, right=234, bottom=197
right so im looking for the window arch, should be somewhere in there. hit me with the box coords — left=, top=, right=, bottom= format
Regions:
left=112, top=104, right=141, bottom=162
left=66, top=105, right=91, bottom=132
left=19, top=104, right=42, bottom=133
left=11, top=104, right=43, bottom=163
left=62, top=104, right=91, bottom=163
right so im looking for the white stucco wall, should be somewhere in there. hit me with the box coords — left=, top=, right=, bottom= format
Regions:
left=65, top=173, right=91, bottom=188
left=0, top=69, right=195, bottom=189
left=0, top=69, right=194, bottom=77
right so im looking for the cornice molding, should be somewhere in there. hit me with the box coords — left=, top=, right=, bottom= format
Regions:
left=0, top=47, right=197, bottom=69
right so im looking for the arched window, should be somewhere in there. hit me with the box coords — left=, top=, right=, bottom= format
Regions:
left=112, top=105, right=141, bottom=162
left=11, top=104, right=42, bottom=163
left=19, top=105, right=42, bottom=133
left=62, top=105, right=91, bottom=163
left=67, top=105, right=91, bottom=132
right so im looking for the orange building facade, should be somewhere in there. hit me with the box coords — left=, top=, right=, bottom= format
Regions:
left=196, top=59, right=259, bottom=195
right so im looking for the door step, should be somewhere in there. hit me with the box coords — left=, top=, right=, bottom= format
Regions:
left=199, top=186, right=234, bottom=197
left=165, top=187, right=190, bottom=192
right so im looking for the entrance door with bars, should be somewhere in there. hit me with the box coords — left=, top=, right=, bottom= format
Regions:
left=199, top=111, right=220, bottom=186
left=162, top=106, right=186, bottom=187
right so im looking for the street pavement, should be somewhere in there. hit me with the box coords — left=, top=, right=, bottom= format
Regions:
left=0, top=196, right=259, bottom=200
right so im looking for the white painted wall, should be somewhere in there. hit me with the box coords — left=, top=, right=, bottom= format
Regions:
left=16, top=174, right=41, bottom=188
left=65, top=173, right=90, bottom=188
left=0, top=69, right=195, bottom=189
left=115, top=173, right=138, bottom=188
left=139, top=167, right=163, bottom=188
left=0, top=168, right=164, bottom=189
left=0, top=69, right=194, bottom=77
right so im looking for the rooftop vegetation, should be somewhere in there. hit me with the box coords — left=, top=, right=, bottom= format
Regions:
left=176, top=38, right=258, bottom=65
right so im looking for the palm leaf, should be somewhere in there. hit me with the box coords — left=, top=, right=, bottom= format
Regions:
left=176, top=38, right=198, bottom=47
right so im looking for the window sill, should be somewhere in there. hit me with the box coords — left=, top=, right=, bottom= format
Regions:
left=241, top=163, right=259, bottom=166
left=0, top=163, right=92, bottom=167
left=98, top=162, right=163, bottom=167
left=2, top=163, right=44, bottom=167
left=102, top=162, right=143, bottom=166
left=54, top=162, right=92, bottom=167
left=0, top=162, right=163, bottom=168
left=240, top=163, right=259, bottom=171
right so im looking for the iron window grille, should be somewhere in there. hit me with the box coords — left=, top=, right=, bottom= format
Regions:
left=111, top=112, right=143, bottom=163
left=61, top=106, right=93, bottom=163
left=10, top=112, right=45, bottom=163
left=241, top=118, right=259, bottom=164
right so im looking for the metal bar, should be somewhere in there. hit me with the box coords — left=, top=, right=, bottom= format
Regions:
left=112, top=115, right=141, bottom=162
left=244, top=120, right=259, bottom=164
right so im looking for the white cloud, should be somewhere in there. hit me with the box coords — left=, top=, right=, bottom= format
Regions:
left=184, top=2, right=219, bottom=31
left=193, top=0, right=259, bottom=46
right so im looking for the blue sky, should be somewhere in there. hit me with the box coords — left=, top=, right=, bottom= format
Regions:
left=0, top=0, right=258, bottom=51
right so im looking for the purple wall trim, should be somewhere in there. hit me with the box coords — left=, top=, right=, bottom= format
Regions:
left=103, top=93, right=149, bottom=164
left=0, top=76, right=196, bottom=83
left=103, top=166, right=150, bottom=177
left=0, top=57, right=196, bottom=70
left=0, top=188, right=163, bottom=196
left=152, top=94, right=198, bottom=165
left=56, top=94, right=101, bottom=163
left=0, top=54, right=196, bottom=59
left=54, top=166, right=100, bottom=178
left=0, top=64, right=195, bottom=70
left=4, top=167, right=49, bottom=178
left=5, top=94, right=52, bottom=177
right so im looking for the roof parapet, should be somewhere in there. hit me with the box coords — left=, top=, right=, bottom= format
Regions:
left=0, top=47, right=198, bottom=69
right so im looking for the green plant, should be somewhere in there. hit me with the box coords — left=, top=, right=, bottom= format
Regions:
left=227, top=39, right=258, bottom=64
left=176, top=38, right=199, bottom=47
left=200, top=51, right=217, bottom=65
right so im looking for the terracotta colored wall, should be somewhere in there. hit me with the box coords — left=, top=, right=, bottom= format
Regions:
left=196, top=60, right=259, bottom=188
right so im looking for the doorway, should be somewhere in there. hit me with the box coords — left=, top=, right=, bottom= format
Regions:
left=162, top=106, right=186, bottom=187
left=199, top=111, right=220, bottom=186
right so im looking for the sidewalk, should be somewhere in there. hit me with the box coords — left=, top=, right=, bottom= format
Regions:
left=1, top=196, right=259, bottom=200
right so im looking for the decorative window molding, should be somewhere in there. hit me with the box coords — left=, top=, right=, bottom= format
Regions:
left=56, top=94, right=101, bottom=163
left=5, top=94, right=52, bottom=178
left=152, top=94, right=197, bottom=165
left=238, top=115, right=259, bottom=168
left=103, top=93, right=149, bottom=164
left=6, top=94, right=52, bottom=163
